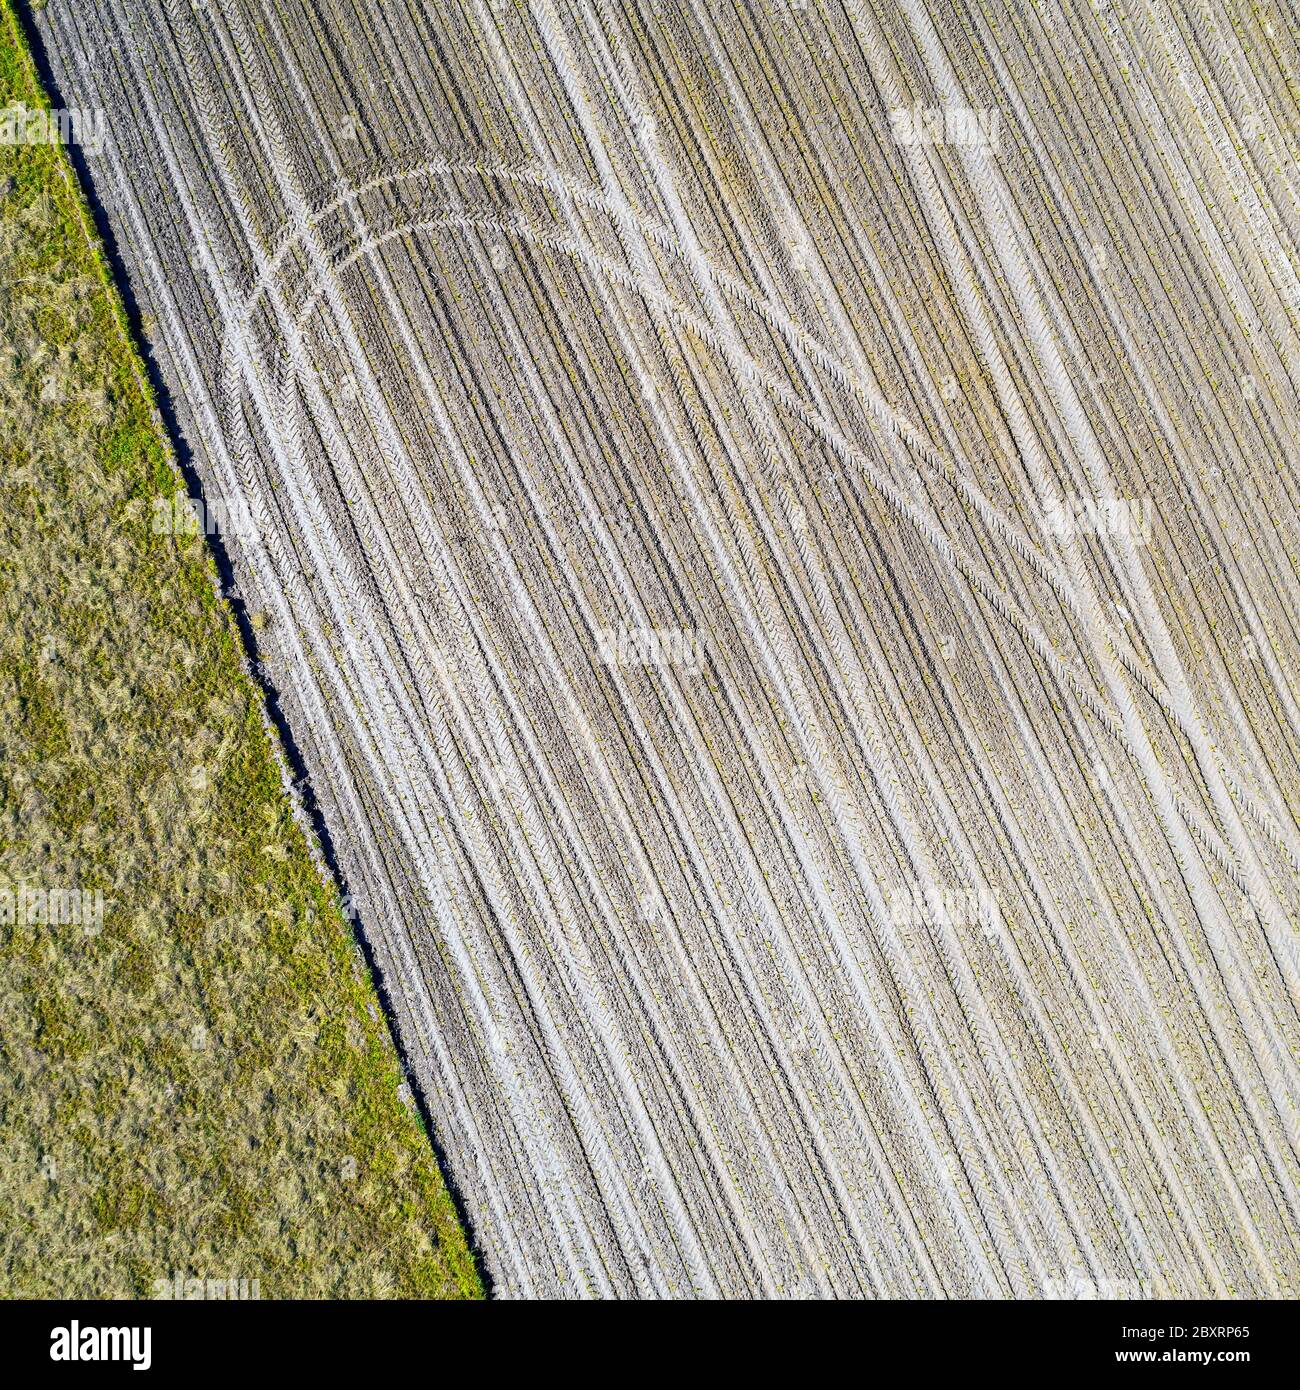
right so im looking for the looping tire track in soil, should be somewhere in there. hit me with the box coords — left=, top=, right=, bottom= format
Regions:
left=34, top=0, right=1300, bottom=1297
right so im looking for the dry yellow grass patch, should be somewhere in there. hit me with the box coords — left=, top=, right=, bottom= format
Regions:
left=0, top=0, right=479, bottom=1299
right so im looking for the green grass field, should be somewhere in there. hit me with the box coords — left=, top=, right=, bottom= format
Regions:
left=0, top=0, right=480, bottom=1299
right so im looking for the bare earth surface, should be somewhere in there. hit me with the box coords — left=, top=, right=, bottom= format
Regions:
left=33, top=0, right=1300, bottom=1296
